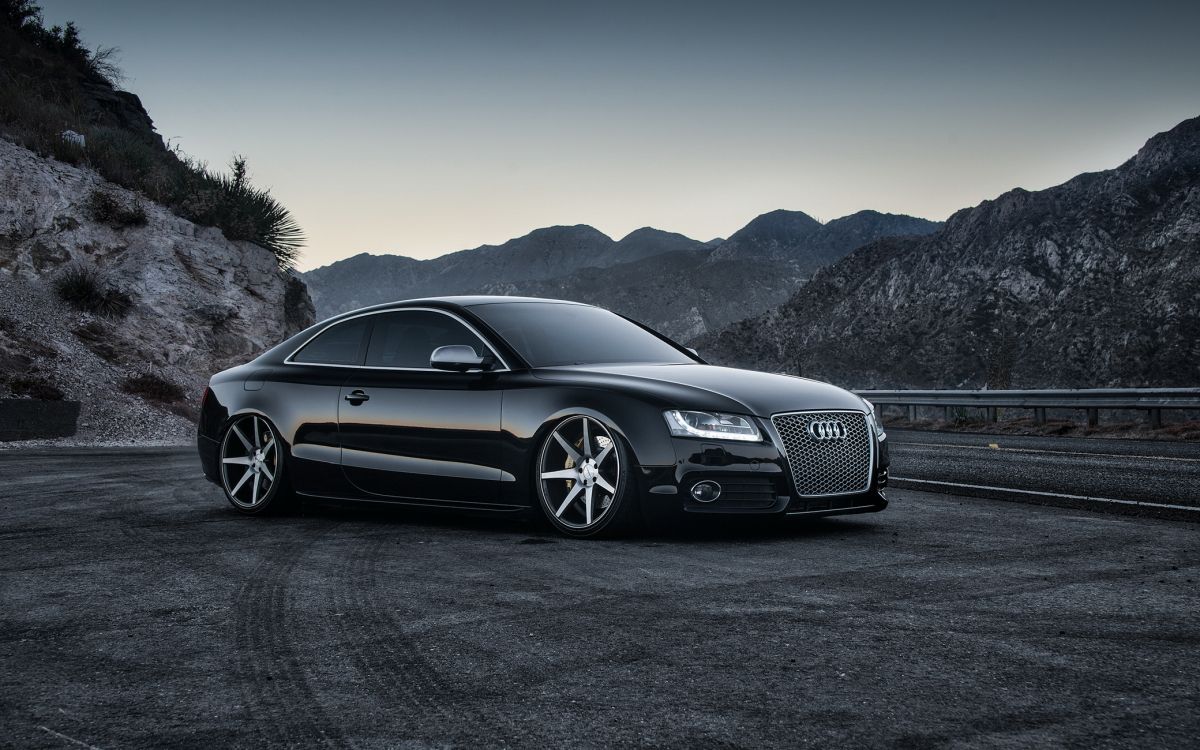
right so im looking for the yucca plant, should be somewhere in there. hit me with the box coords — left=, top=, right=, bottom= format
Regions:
left=177, top=157, right=304, bottom=271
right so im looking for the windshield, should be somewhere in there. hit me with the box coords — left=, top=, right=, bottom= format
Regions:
left=469, top=302, right=695, bottom=367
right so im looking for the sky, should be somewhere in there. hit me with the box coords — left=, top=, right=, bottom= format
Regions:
left=37, top=0, right=1200, bottom=271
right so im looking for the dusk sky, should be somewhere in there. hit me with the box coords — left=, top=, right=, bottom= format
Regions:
left=37, top=0, right=1200, bottom=270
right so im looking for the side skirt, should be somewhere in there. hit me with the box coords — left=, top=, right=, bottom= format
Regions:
left=294, top=491, right=528, bottom=514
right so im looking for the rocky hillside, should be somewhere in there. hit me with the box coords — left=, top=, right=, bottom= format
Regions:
left=489, top=210, right=940, bottom=339
left=0, top=138, right=314, bottom=443
left=304, top=225, right=709, bottom=317
left=696, top=117, right=1200, bottom=389
left=305, top=210, right=940, bottom=339
left=479, top=247, right=800, bottom=341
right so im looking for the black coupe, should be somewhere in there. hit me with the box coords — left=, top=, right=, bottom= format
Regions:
left=198, top=297, right=888, bottom=537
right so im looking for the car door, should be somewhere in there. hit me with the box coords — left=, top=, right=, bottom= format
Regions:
left=272, top=314, right=373, bottom=496
left=337, top=309, right=506, bottom=505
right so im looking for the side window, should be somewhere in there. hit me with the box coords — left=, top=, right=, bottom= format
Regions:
left=291, top=317, right=371, bottom=365
left=365, top=310, right=489, bottom=369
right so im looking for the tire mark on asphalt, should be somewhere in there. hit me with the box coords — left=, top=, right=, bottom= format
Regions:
left=234, top=524, right=347, bottom=748
left=114, top=481, right=250, bottom=579
left=326, top=529, right=501, bottom=744
left=344, top=528, right=1192, bottom=675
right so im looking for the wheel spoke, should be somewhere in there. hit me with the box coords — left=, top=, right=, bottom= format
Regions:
left=253, top=418, right=261, bottom=449
left=552, top=431, right=581, bottom=462
left=543, top=416, right=622, bottom=528
left=251, top=472, right=260, bottom=505
left=555, top=482, right=583, bottom=517
left=231, top=424, right=253, bottom=452
left=260, top=463, right=274, bottom=482
left=230, top=467, right=252, bottom=496
left=594, top=443, right=613, bottom=465
left=222, top=456, right=252, bottom=465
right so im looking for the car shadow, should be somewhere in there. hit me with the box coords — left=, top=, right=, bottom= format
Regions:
left=281, top=495, right=883, bottom=545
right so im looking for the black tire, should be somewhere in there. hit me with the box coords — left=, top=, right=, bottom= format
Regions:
left=218, top=414, right=296, bottom=515
left=534, top=415, right=640, bottom=538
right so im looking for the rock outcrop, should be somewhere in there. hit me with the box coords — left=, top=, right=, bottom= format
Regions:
left=0, top=138, right=314, bottom=442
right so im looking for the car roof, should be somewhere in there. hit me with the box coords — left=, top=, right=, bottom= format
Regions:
left=406, top=295, right=589, bottom=308
left=345, top=295, right=592, bottom=313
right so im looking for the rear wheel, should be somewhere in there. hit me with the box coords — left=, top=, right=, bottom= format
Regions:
left=536, top=415, right=637, bottom=538
left=219, top=414, right=293, bottom=515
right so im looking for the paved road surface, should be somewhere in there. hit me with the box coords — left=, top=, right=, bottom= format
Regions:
left=1, top=447, right=1198, bottom=748
left=889, top=429, right=1200, bottom=513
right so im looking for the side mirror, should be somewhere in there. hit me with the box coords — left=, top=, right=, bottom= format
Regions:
left=430, top=345, right=495, bottom=372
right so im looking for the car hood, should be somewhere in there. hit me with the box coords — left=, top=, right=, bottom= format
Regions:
left=532, top=363, right=867, bottom=418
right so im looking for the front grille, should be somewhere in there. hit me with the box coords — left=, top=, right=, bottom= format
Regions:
left=771, top=411, right=873, bottom=497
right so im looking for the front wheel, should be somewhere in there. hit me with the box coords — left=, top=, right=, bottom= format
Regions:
left=219, top=414, right=294, bottom=515
left=535, top=415, right=638, bottom=538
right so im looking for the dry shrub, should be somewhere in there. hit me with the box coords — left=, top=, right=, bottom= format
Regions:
left=54, top=263, right=133, bottom=317
left=85, top=188, right=147, bottom=228
left=8, top=373, right=64, bottom=400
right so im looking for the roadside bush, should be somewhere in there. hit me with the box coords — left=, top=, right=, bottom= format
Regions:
left=54, top=264, right=134, bottom=318
left=121, top=372, right=185, bottom=403
left=122, top=371, right=197, bottom=421
left=85, top=188, right=147, bottom=228
left=8, top=373, right=64, bottom=400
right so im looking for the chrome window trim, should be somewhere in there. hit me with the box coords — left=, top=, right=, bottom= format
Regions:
left=283, top=307, right=511, bottom=372
left=767, top=408, right=875, bottom=498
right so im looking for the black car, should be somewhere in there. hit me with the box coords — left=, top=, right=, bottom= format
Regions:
left=197, top=296, right=888, bottom=537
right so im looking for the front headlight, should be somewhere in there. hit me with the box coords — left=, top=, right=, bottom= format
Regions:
left=664, top=410, right=761, bottom=442
left=862, top=399, right=886, bottom=440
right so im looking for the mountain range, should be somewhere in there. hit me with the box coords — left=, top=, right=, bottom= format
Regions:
left=696, top=116, right=1200, bottom=388
left=304, top=210, right=941, bottom=339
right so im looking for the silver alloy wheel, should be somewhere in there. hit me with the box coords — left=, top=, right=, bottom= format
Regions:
left=537, top=416, right=621, bottom=530
left=220, top=415, right=279, bottom=509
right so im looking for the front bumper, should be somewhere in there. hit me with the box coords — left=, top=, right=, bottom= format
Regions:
left=640, top=433, right=889, bottom=517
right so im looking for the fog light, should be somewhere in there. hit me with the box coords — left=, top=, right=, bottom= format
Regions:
left=690, top=480, right=721, bottom=503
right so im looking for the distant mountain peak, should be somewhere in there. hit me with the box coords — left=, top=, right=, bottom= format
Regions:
left=711, top=208, right=940, bottom=269
left=730, top=209, right=822, bottom=238
left=618, top=227, right=686, bottom=241
left=522, top=224, right=611, bottom=241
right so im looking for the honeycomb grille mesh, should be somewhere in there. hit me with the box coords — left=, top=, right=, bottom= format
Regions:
left=771, top=411, right=872, bottom=496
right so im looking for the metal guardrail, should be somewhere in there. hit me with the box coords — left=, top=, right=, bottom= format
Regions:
left=854, top=388, right=1200, bottom=428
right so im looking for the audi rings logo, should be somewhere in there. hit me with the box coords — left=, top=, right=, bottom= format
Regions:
left=807, top=419, right=848, bottom=441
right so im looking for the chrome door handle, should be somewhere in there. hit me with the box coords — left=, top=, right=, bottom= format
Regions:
left=344, top=390, right=370, bottom=405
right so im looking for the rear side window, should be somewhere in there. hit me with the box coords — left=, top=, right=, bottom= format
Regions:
left=365, top=310, right=489, bottom=369
left=291, top=317, right=371, bottom=365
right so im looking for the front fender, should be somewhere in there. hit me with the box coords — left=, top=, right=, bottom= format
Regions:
left=497, top=374, right=678, bottom=506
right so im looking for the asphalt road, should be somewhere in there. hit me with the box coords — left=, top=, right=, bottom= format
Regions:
left=2, top=446, right=1199, bottom=748
left=887, top=430, right=1200, bottom=514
